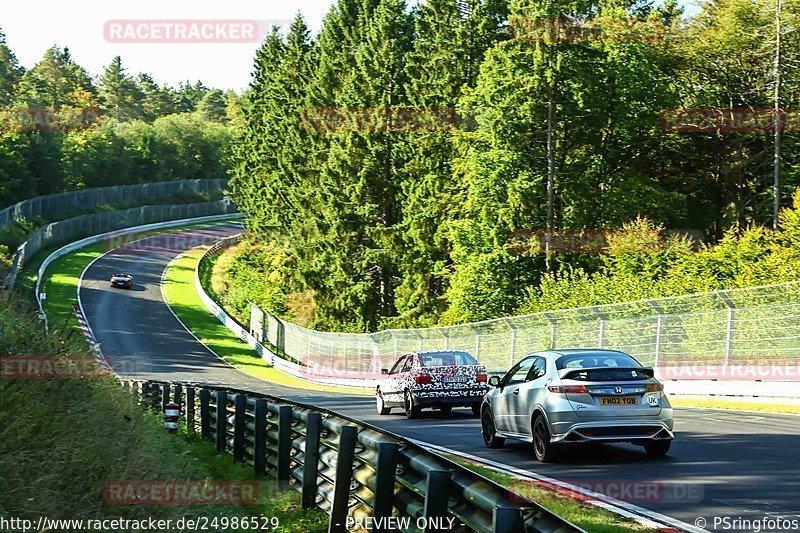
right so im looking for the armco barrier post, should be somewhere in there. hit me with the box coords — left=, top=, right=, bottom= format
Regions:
left=148, top=382, right=160, bottom=410
left=493, top=504, right=524, bottom=533
left=233, top=394, right=247, bottom=462
left=254, top=399, right=268, bottom=474
left=215, top=391, right=228, bottom=452
left=372, top=442, right=400, bottom=530
left=423, top=470, right=451, bottom=533
left=161, top=384, right=170, bottom=414
left=199, top=389, right=211, bottom=440
left=328, top=425, right=357, bottom=533
left=277, top=405, right=292, bottom=490
left=173, top=384, right=183, bottom=407
left=186, top=388, right=196, bottom=433
left=302, top=412, right=322, bottom=509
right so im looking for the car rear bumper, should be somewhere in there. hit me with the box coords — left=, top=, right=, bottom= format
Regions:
left=412, top=389, right=486, bottom=408
left=552, top=419, right=675, bottom=443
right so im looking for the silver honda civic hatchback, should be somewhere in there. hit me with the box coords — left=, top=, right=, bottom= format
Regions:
left=480, top=349, right=674, bottom=462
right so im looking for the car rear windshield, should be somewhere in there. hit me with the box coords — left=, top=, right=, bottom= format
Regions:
left=418, top=351, right=478, bottom=367
left=556, top=352, right=641, bottom=371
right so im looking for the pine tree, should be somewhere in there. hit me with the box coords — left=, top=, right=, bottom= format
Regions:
left=98, top=56, right=142, bottom=120
left=0, top=27, right=23, bottom=107
left=392, top=0, right=508, bottom=326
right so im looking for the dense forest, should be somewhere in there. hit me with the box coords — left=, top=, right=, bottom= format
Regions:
left=0, top=28, right=236, bottom=207
left=225, top=0, right=800, bottom=332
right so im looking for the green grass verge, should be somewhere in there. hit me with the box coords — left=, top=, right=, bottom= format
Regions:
left=442, top=454, right=653, bottom=532
left=669, top=396, right=800, bottom=414
left=162, top=248, right=369, bottom=395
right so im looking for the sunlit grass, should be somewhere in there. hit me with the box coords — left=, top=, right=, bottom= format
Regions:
left=670, top=396, right=800, bottom=414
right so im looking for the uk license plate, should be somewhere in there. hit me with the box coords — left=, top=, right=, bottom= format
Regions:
left=600, top=396, right=638, bottom=406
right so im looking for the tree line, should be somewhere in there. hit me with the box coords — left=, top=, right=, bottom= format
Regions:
left=228, top=0, right=800, bottom=332
left=0, top=28, right=237, bottom=207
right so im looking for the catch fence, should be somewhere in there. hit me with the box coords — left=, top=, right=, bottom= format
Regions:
left=221, top=245, right=800, bottom=374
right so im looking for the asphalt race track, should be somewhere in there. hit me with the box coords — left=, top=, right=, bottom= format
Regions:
left=79, top=223, right=800, bottom=530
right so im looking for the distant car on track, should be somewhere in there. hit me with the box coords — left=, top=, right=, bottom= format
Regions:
left=376, top=350, right=489, bottom=418
left=480, top=349, right=674, bottom=462
left=109, top=272, right=133, bottom=289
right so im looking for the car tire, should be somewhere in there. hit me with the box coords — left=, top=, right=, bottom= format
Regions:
left=481, top=407, right=505, bottom=448
left=376, top=391, right=391, bottom=415
left=644, top=440, right=671, bottom=458
left=471, top=404, right=481, bottom=417
left=404, top=391, right=420, bottom=419
left=532, top=414, right=560, bottom=463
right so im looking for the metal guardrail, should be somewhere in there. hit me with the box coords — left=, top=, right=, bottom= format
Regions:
left=4, top=199, right=239, bottom=289
left=124, top=379, right=581, bottom=533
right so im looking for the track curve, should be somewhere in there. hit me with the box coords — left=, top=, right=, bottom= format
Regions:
left=79, top=223, right=800, bottom=529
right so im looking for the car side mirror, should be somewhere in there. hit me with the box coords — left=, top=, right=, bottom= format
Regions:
left=380, top=368, right=388, bottom=375
left=488, top=375, right=501, bottom=387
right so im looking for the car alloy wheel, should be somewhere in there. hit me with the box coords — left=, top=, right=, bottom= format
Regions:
left=404, top=390, right=419, bottom=419
left=533, top=415, right=559, bottom=462
left=376, top=391, right=390, bottom=415
left=481, top=408, right=505, bottom=448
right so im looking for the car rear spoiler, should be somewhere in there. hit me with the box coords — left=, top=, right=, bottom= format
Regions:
left=559, top=367, right=655, bottom=381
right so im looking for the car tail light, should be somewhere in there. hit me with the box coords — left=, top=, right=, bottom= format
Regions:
left=547, top=385, right=588, bottom=394
left=476, top=373, right=488, bottom=383
left=415, top=374, right=432, bottom=385
left=646, top=383, right=663, bottom=392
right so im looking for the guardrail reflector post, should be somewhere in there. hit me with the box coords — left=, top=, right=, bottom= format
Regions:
left=199, top=389, right=211, bottom=440
left=215, top=391, right=228, bottom=452
left=277, top=405, right=293, bottom=490
left=492, top=504, right=523, bottom=533
left=423, top=470, right=451, bottom=533
left=328, top=425, right=357, bottom=533
left=254, top=399, right=268, bottom=474
left=233, top=394, right=247, bottom=462
left=372, top=442, right=399, bottom=530
left=164, top=401, right=180, bottom=432
left=302, top=412, right=322, bottom=509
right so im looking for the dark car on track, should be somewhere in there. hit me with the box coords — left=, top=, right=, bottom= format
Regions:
left=376, top=350, right=489, bottom=418
left=110, top=272, right=133, bottom=289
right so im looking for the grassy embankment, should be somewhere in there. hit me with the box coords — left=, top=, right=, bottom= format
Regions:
left=0, top=287, right=326, bottom=531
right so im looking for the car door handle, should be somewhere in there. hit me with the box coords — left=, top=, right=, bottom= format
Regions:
left=512, top=389, right=519, bottom=396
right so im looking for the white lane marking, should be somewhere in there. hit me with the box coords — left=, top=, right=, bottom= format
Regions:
left=412, top=439, right=706, bottom=533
